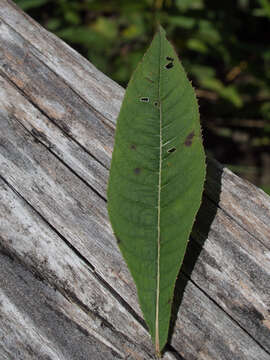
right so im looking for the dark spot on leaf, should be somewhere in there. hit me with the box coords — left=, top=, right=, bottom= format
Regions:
left=167, top=298, right=172, bottom=304
left=167, top=147, right=176, bottom=154
left=165, top=62, right=174, bottom=69
left=166, top=56, right=174, bottom=62
left=134, top=168, right=141, bottom=175
left=130, top=144, right=137, bottom=150
left=140, top=97, right=149, bottom=102
left=184, top=131, right=195, bottom=146
left=154, top=101, right=159, bottom=107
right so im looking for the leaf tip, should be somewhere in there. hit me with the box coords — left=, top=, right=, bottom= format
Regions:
left=157, top=24, right=166, bottom=36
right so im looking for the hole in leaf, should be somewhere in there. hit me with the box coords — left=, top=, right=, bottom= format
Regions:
left=134, top=168, right=141, bottom=175
left=167, top=147, right=176, bottom=154
left=166, top=56, right=174, bottom=62
left=165, top=62, right=174, bottom=69
left=140, top=97, right=149, bottom=102
left=154, top=101, right=159, bottom=107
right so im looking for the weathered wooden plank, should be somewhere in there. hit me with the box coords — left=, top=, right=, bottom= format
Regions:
left=0, top=84, right=269, bottom=359
left=1, top=173, right=269, bottom=360
left=0, top=17, right=113, bottom=170
left=0, top=111, right=179, bottom=359
left=189, top=192, right=270, bottom=349
left=1, top=67, right=270, bottom=357
left=1, top=21, right=270, bottom=354
left=0, top=109, right=138, bottom=315
left=0, top=1, right=270, bottom=359
left=0, top=177, right=176, bottom=360
left=0, top=2, right=269, bottom=253
left=0, top=253, right=123, bottom=360
left=0, top=0, right=123, bottom=124
left=205, top=158, right=270, bottom=250
left=1, top=2, right=269, bottom=257
left=0, top=74, right=108, bottom=198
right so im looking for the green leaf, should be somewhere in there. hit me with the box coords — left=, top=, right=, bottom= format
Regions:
left=92, top=17, right=118, bottom=40
left=187, top=38, right=208, bottom=53
left=16, top=0, right=49, bottom=11
left=168, top=15, right=196, bottom=29
left=107, top=26, right=205, bottom=356
left=175, top=0, right=203, bottom=11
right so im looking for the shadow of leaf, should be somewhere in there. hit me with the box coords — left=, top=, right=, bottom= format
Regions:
left=166, top=157, right=223, bottom=353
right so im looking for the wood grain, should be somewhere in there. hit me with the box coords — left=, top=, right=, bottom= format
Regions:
left=0, top=1, right=270, bottom=359
left=0, top=252, right=123, bottom=360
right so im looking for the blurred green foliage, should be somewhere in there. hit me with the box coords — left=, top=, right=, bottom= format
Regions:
left=15, top=0, right=270, bottom=193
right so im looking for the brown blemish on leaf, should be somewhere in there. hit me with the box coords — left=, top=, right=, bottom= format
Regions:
left=145, top=76, right=154, bottom=83
left=130, top=144, right=137, bottom=150
left=167, top=298, right=172, bottom=304
left=154, top=101, right=159, bottom=107
left=184, top=131, right=195, bottom=147
left=134, top=168, right=141, bottom=175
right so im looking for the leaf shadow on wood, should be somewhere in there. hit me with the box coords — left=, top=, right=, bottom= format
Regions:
left=166, top=157, right=223, bottom=353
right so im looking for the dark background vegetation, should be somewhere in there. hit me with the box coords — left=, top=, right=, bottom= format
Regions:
left=15, top=0, right=270, bottom=194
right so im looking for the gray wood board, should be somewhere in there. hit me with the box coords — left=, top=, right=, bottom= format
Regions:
left=0, top=251, right=124, bottom=360
left=0, top=1, right=270, bottom=359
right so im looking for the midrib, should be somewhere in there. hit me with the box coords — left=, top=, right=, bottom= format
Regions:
left=155, top=29, right=162, bottom=356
